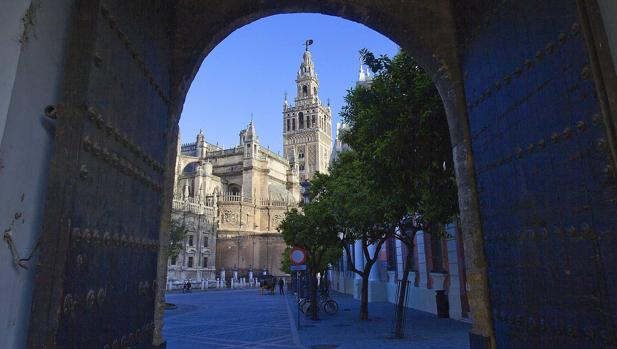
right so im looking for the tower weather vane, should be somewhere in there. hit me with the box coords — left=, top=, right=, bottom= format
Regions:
left=305, top=39, right=314, bottom=51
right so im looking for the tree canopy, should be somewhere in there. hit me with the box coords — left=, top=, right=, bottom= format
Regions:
left=340, top=50, right=458, bottom=230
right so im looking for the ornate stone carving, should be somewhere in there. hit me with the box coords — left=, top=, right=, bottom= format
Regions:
left=271, top=213, right=284, bottom=228
left=222, top=210, right=240, bottom=225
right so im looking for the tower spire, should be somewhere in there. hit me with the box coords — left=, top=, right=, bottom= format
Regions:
left=359, top=64, right=366, bottom=82
left=283, top=43, right=332, bottom=180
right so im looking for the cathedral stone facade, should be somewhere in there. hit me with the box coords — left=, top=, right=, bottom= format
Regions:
left=168, top=47, right=332, bottom=284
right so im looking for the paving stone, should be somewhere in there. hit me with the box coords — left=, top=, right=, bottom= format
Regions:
left=164, top=289, right=470, bottom=349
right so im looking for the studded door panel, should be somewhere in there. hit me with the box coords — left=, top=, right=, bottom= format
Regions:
left=457, top=0, right=617, bottom=347
left=28, top=1, right=172, bottom=348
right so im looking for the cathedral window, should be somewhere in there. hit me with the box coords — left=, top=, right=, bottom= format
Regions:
left=203, top=257, right=208, bottom=267
left=188, top=235, right=194, bottom=246
left=287, top=119, right=290, bottom=132
left=188, top=256, right=194, bottom=268
left=229, top=185, right=241, bottom=196
left=299, top=112, right=304, bottom=129
left=302, top=85, right=308, bottom=96
left=429, top=234, right=446, bottom=273
left=299, top=151, right=304, bottom=159
left=292, top=118, right=296, bottom=130
left=299, top=164, right=305, bottom=171
left=203, top=237, right=208, bottom=248
left=312, top=115, right=316, bottom=127
left=171, top=256, right=177, bottom=265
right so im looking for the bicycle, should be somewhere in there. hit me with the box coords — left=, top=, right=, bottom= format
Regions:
left=319, top=289, right=338, bottom=315
left=321, top=297, right=338, bottom=315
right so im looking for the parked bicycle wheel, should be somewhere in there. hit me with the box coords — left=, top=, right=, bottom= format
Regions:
left=301, top=301, right=312, bottom=314
left=298, top=298, right=308, bottom=308
left=323, top=299, right=338, bottom=314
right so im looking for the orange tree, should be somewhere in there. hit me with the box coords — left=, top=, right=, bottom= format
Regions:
left=278, top=193, right=340, bottom=320
left=312, top=150, right=396, bottom=321
left=340, top=50, right=458, bottom=335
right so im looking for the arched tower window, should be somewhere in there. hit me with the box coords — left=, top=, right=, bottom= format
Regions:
left=302, top=85, right=308, bottom=97
left=229, top=184, right=241, bottom=196
left=299, top=112, right=304, bottom=129
left=313, top=87, right=317, bottom=95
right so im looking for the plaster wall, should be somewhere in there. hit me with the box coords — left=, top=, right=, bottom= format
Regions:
left=0, top=1, right=30, bottom=146
left=0, top=1, right=72, bottom=348
left=598, top=0, right=617, bottom=73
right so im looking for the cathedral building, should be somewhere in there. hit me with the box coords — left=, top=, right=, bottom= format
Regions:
left=168, top=46, right=332, bottom=285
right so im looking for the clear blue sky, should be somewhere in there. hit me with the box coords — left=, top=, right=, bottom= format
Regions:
left=179, top=13, right=398, bottom=154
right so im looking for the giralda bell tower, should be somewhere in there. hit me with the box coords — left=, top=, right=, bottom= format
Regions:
left=282, top=40, right=333, bottom=180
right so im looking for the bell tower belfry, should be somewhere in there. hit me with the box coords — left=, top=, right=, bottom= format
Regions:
left=283, top=41, right=333, bottom=180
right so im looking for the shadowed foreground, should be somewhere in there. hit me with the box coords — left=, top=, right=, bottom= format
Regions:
left=164, top=289, right=470, bottom=348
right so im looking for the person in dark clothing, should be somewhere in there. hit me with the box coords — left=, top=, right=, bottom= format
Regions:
left=279, top=278, right=285, bottom=295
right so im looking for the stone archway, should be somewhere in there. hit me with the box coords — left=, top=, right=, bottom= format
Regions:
left=22, top=1, right=617, bottom=348
left=167, top=1, right=493, bottom=346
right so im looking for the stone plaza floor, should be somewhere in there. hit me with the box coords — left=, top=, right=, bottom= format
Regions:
left=163, top=289, right=471, bottom=349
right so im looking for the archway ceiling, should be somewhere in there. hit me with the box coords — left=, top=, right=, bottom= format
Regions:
left=171, top=0, right=459, bottom=113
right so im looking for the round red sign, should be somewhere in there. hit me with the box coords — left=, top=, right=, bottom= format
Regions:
left=290, top=247, right=306, bottom=265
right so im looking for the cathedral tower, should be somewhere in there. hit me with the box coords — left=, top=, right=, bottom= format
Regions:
left=283, top=43, right=333, bottom=180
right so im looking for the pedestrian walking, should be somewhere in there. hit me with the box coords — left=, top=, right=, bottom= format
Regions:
left=270, top=278, right=276, bottom=295
left=279, top=278, right=284, bottom=295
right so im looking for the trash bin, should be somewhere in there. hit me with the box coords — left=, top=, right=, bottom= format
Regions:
left=436, top=290, right=449, bottom=318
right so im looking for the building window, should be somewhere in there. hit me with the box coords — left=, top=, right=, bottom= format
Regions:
left=386, top=237, right=397, bottom=271
left=299, top=164, right=305, bottom=171
left=302, top=85, right=308, bottom=96
left=287, top=119, right=290, bottom=132
left=171, top=256, right=177, bottom=265
left=299, top=112, right=304, bottom=129
left=203, top=237, right=208, bottom=248
left=292, top=119, right=296, bottom=130
left=299, top=151, right=304, bottom=159
left=188, top=256, right=194, bottom=268
left=312, top=115, right=316, bottom=127
left=203, top=257, right=208, bottom=267
left=229, top=185, right=241, bottom=196
left=188, top=235, right=194, bottom=247
left=430, top=234, right=445, bottom=272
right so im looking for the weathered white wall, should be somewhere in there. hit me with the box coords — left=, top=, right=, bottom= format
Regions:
left=0, top=1, right=72, bottom=348
left=598, top=0, right=617, bottom=73
left=331, top=230, right=469, bottom=321
left=0, top=1, right=31, bottom=147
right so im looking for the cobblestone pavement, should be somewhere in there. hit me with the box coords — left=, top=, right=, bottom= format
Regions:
left=164, top=289, right=299, bottom=348
left=164, top=289, right=471, bottom=349
left=291, top=291, right=471, bottom=349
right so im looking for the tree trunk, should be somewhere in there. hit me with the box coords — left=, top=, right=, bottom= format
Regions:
left=310, top=270, right=319, bottom=320
left=394, top=242, right=413, bottom=338
left=360, top=271, right=370, bottom=320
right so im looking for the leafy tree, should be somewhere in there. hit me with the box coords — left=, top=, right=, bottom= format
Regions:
left=340, top=50, right=458, bottom=336
left=311, top=151, right=397, bottom=321
left=280, top=246, right=292, bottom=275
left=168, top=222, right=188, bottom=258
left=278, top=196, right=341, bottom=320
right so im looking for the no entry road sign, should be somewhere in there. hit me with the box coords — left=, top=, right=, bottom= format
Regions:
left=290, top=247, right=306, bottom=265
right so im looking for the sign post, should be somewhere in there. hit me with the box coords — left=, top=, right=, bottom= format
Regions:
left=290, top=247, right=307, bottom=330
